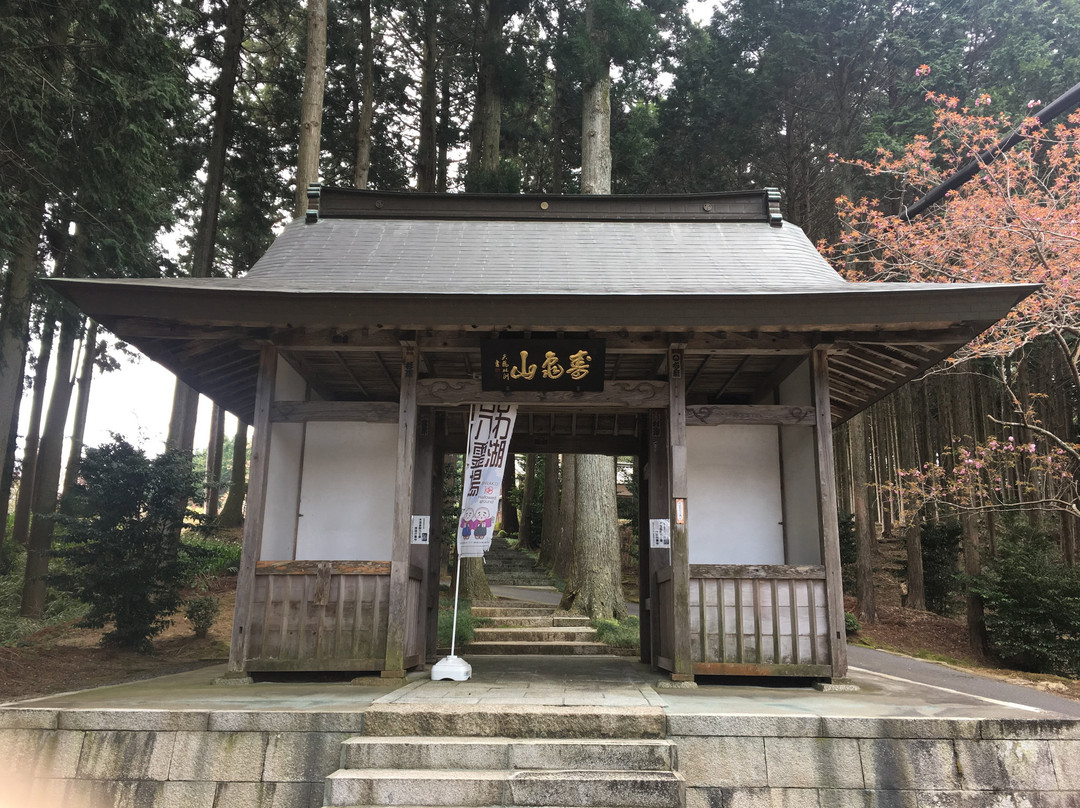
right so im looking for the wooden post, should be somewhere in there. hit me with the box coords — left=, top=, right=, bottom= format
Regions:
left=668, top=345, right=694, bottom=681
left=647, top=410, right=669, bottom=671
left=637, top=433, right=651, bottom=665
left=411, top=406, right=436, bottom=666
left=384, top=342, right=419, bottom=676
left=425, top=439, right=446, bottom=662
left=811, top=348, right=848, bottom=678
left=227, top=345, right=277, bottom=674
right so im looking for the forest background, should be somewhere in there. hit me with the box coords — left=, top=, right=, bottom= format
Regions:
left=3, top=0, right=1080, bottom=678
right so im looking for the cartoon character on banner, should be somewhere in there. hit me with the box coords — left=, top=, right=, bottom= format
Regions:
left=459, top=508, right=474, bottom=539
left=474, top=508, right=492, bottom=540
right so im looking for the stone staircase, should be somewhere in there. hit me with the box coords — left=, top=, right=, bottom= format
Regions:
left=482, top=536, right=553, bottom=586
left=321, top=704, right=683, bottom=808
left=466, top=601, right=616, bottom=656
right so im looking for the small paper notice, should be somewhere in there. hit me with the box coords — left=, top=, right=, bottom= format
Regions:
left=411, top=515, right=431, bottom=545
left=649, top=518, right=671, bottom=549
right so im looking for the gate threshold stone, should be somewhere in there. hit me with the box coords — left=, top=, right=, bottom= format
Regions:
left=360, top=703, right=666, bottom=738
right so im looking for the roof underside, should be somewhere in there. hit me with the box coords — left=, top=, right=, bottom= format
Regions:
left=48, top=188, right=1038, bottom=428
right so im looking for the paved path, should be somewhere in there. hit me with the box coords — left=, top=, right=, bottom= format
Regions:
left=848, top=644, right=1080, bottom=717
left=488, top=585, right=1080, bottom=717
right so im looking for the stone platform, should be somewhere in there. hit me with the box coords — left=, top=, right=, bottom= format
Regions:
left=1, top=655, right=1078, bottom=807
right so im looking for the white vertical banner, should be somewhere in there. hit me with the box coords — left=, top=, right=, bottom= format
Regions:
left=457, top=403, right=517, bottom=558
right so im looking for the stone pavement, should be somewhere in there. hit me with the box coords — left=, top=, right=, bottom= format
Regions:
left=3, top=655, right=1080, bottom=808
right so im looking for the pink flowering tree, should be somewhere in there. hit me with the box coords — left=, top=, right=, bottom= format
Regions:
left=827, top=76, right=1080, bottom=527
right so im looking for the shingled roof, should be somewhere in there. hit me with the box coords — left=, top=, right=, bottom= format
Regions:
left=48, top=187, right=1037, bottom=424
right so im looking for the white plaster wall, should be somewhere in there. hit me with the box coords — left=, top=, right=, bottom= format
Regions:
left=294, top=421, right=397, bottom=561
left=259, top=360, right=308, bottom=560
left=779, top=360, right=822, bottom=565
left=686, top=425, right=785, bottom=565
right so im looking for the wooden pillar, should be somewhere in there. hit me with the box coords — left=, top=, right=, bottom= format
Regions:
left=636, top=434, right=651, bottom=665
left=227, top=345, right=277, bottom=674
left=384, top=342, right=419, bottom=676
left=647, top=410, right=669, bottom=671
left=811, top=348, right=848, bottom=678
left=425, top=439, right=446, bottom=662
left=668, top=345, right=693, bottom=681
left=410, top=406, right=437, bottom=666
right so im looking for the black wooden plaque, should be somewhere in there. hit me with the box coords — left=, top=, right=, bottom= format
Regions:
left=481, top=339, right=606, bottom=392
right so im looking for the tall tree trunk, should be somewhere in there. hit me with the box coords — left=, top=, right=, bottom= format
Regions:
left=538, top=454, right=560, bottom=568
left=0, top=194, right=45, bottom=516
left=560, top=455, right=626, bottom=620
left=849, top=411, right=876, bottom=623
left=500, top=454, right=518, bottom=534
left=217, top=421, right=248, bottom=528
left=904, top=520, right=926, bottom=611
left=459, top=556, right=493, bottom=600
left=954, top=376, right=988, bottom=656
left=415, top=0, right=438, bottom=192
left=294, top=0, right=328, bottom=215
left=467, top=0, right=504, bottom=186
left=205, top=404, right=226, bottom=520
left=580, top=72, right=611, bottom=194
left=169, top=0, right=247, bottom=451
left=436, top=66, right=451, bottom=192
left=59, top=320, right=97, bottom=510
left=0, top=403, right=19, bottom=556
left=554, top=454, right=575, bottom=580
left=353, top=0, right=375, bottom=189
left=518, top=453, right=537, bottom=549
left=12, top=316, right=56, bottom=547
left=19, top=310, right=78, bottom=619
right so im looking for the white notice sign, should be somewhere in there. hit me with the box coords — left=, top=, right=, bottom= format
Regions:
left=411, top=515, right=431, bottom=545
left=649, top=518, right=671, bottom=549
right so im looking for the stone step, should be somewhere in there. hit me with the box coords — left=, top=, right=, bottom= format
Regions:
left=340, top=738, right=676, bottom=772
left=464, top=641, right=613, bottom=656
left=360, top=704, right=666, bottom=739
left=470, top=615, right=590, bottom=628
left=324, top=769, right=683, bottom=808
left=473, top=606, right=557, bottom=618
left=473, top=627, right=598, bottom=643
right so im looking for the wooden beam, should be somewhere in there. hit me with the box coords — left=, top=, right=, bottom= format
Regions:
left=709, top=356, right=751, bottom=402
left=684, top=404, right=815, bottom=426
left=417, top=378, right=669, bottom=407
left=668, top=345, right=693, bottom=681
left=384, top=342, right=419, bottom=675
left=255, top=560, right=391, bottom=575
left=270, top=400, right=399, bottom=423
left=689, top=564, right=826, bottom=579
left=228, top=345, right=277, bottom=674
left=811, top=348, right=848, bottom=678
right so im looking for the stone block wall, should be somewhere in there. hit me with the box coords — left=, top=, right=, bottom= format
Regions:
left=0, top=708, right=364, bottom=808
left=669, top=714, right=1080, bottom=808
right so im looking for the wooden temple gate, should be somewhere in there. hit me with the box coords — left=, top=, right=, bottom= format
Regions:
left=48, top=186, right=1035, bottom=683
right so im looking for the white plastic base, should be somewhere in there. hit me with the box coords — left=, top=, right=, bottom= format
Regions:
left=431, top=655, right=472, bottom=681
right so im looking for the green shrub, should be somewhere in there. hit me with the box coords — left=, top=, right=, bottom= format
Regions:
left=437, top=598, right=491, bottom=647
left=593, top=615, right=640, bottom=648
left=920, top=520, right=962, bottom=615
left=971, top=524, right=1080, bottom=677
left=51, top=438, right=201, bottom=653
left=183, top=595, right=221, bottom=638
left=844, top=612, right=860, bottom=635
left=0, top=541, right=86, bottom=646
left=179, top=535, right=241, bottom=581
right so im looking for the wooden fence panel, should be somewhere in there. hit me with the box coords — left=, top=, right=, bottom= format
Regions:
left=688, top=565, right=832, bottom=677
left=245, top=561, right=391, bottom=671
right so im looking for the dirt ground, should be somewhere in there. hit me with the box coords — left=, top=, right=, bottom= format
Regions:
left=0, top=577, right=236, bottom=704
left=2, top=573, right=1078, bottom=705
